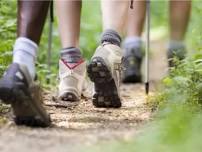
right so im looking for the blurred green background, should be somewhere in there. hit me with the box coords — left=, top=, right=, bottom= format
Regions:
left=0, top=0, right=201, bottom=85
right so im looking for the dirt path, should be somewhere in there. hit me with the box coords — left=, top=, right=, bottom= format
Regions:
left=0, top=40, right=168, bottom=152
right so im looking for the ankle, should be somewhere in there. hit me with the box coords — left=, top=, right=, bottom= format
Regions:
left=101, top=29, right=122, bottom=47
left=167, top=40, right=185, bottom=51
left=60, top=47, right=83, bottom=63
left=123, top=36, right=143, bottom=58
left=167, top=40, right=186, bottom=59
left=123, top=36, right=143, bottom=49
left=13, top=37, right=37, bottom=79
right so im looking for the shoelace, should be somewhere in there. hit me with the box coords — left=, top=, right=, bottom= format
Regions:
left=114, top=61, right=125, bottom=85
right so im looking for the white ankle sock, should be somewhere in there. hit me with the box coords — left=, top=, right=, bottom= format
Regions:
left=13, top=37, right=38, bottom=79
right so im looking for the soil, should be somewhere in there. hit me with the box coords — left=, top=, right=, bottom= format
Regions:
left=0, top=40, right=168, bottom=152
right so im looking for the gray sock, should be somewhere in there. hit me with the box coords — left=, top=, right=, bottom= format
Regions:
left=101, top=29, right=122, bottom=46
left=123, top=36, right=142, bottom=49
left=60, top=47, right=82, bottom=63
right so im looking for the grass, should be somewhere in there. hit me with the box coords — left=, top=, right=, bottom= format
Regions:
left=0, top=0, right=16, bottom=76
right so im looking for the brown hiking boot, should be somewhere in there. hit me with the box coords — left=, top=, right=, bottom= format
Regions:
left=87, top=43, right=122, bottom=108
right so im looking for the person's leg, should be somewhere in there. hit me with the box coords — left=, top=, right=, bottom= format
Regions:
left=127, top=0, right=146, bottom=37
left=55, top=0, right=86, bottom=102
left=17, top=1, right=50, bottom=44
left=0, top=0, right=51, bottom=127
left=87, top=0, right=129, bottom=108
left=56, top=0, right=81, bottom=48
left=102, top=0, right=129, bottom=34
left=170, top=0, right=191, bottom=41
left=168, top=0, right=191, bottom=66
left=123, top=0, right=146, bottom=83
left=14, top=0, right=50, bottom=79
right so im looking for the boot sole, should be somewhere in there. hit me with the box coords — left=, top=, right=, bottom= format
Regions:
left=87, top=57, right=121, bottom=108
left=60, top=92, right=78, bottom=102
left=0, top=81, right=51, bottom=127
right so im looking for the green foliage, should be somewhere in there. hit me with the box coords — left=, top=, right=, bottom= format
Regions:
left=150, top=0, right=168, bottom=28
left=80, top=1, right=102, bottom=59
left=187, top=2, right=202, bottom=53
left=0, top=1, right=16, bottom=76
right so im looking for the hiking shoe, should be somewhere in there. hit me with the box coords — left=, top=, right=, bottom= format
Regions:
left=58, top=59, right=86, bottom=102
left=87, top=43, right=122, bottom=108
left=122, top=46, right=143, bottom=83
left=0, top=63, right=51, bottom=127
left=167, top=47, right=186, bottom=67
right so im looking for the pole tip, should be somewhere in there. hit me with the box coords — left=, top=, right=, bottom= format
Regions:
left=145, top=82, right=149, bottom=95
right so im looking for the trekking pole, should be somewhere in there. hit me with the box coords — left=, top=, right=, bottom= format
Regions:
left=47, top=0, right=54, bottom=84
left=145, top=0, right=150, bottom=95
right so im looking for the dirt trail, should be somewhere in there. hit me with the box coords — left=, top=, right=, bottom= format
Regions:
left=0, top=40, right=168, bottom=152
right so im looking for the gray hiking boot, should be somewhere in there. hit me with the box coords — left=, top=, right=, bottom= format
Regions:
left=58, top=59, right=86, bottom=102
left=87, top=43, right=122, bottom=108
left=167, top=46, right=186, bottom=67
left=122, top=45, right=143, bottom=83
left=0, top=63, right=51, bottom=127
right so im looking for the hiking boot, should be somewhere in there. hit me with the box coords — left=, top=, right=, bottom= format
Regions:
left=167, top=47, right=186, bottom=67
left=0, top=63, right=51, bottom=127
left=58, top=59, right=86, bottom=102
left=122, top=46, right=143, bottom=83
left=87, top=43, right=122, bottom=108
